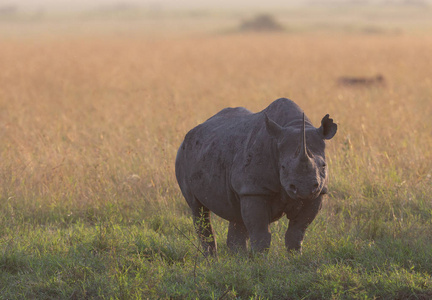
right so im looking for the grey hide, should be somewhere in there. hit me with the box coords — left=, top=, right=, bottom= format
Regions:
left=175, top=98, right=337, bottom=256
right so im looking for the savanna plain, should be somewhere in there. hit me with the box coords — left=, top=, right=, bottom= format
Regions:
left=1, top=6, right=432, bottom=299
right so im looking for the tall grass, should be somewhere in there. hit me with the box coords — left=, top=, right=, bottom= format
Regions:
left=1, top=30, right=432, bottom=298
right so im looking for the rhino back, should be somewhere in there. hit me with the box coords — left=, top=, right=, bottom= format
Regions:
left=176, top=107, right=259, bottom=220
left=263, top=98, right=305, bottom=126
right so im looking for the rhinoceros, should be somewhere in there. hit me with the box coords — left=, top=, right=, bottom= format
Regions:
left=175, top=98, right=337, bottom=256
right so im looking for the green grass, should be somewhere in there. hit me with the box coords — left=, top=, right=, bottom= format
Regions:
left=1, top=188, right=432, bottom=299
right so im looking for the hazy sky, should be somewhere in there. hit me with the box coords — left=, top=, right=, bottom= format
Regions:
left=1, top=0, right=323, bottom=11
left=4, top=0, right=431, bottom=12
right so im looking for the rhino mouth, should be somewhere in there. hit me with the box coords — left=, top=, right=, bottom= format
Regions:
left=288, top=192, right=317, bottom=202
left=285, top=184, right=322, bottom=201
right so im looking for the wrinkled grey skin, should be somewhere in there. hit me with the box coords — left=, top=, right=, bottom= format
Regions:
left=175, top=98, right=337, bottom=256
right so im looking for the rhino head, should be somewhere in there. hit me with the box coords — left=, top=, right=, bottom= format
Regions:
left=265, top=113, right=337, bottom=201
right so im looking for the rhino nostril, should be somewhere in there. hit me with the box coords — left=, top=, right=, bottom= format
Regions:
left=289, top=184, right=297, bottom=194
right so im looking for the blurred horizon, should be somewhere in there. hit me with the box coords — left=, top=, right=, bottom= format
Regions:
left=1, top=0, right=431, bottom=37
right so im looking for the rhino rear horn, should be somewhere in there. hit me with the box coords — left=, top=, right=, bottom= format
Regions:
left=265, top=113, right=283, bottom=139
left=319, top=114, right=337, bottom=140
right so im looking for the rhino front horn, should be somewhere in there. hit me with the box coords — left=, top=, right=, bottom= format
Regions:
left=300, top=113, right=309, bottom=161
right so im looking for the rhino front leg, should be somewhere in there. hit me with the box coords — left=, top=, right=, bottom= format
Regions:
left=227, top=220, right=248, bottom=252
left=285, top=196, right=323, bottom=253
left=240, top=196, right=271, bottom=252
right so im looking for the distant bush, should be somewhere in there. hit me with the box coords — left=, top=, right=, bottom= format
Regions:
left=239, top=14, right=284, bottom=32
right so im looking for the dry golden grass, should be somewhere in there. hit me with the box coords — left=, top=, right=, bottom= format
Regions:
left=0, top=30, right=431, bottom=221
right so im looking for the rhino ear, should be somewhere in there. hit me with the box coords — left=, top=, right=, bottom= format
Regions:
left=264, top=113, right=283, bottom=139
left=319, top=114, right=337, bottom=140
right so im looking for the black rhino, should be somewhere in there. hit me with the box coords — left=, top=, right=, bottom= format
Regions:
left=175, top=98, right=337, bottom=256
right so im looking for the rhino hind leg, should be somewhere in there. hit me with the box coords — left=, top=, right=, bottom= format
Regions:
left=227, top=220, right=248, bottom=252
left=191, top=205, right=217, bottom=257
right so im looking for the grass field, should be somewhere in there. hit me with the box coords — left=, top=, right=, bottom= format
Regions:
left=1, top=5, right=432, bottom=299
